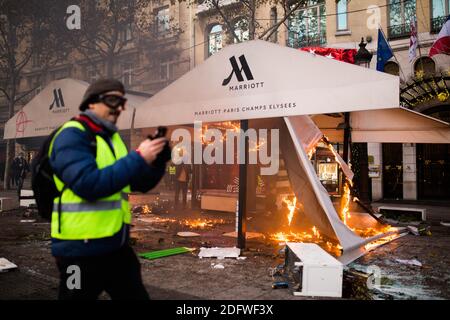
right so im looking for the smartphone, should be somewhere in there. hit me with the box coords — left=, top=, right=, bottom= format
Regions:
left=148, top=126, right=167, bottom=140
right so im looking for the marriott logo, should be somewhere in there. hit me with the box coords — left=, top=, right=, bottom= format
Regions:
left=222, top=55, right=264, bottom=92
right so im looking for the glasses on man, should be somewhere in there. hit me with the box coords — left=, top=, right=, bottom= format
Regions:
left=96, top=94, right=127, bottom=110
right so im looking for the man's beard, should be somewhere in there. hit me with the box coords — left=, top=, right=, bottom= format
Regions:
left=108, top=110, right=121, bottom=123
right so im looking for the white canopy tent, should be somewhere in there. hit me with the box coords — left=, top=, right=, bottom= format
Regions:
left=134, top=40, right=400, bottom=127
left=133, top=40, right=449, bottom=264
left=3, top=78, right=149, bottom=140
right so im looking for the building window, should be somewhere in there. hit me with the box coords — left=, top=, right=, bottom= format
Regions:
left=119, top=23, right=133, bottom=43
left=159, top=60, right=174, bottom=80
left=155, top=7, right=170, bottom=34
left=270, top=7, right=278, bottom=42
left=384, top=61, right=400, bottom=76
left=52, top=68, right=70, bottom=80
left=288, top=0, right=326, bottom=48
left=85, top=65, right=101, bottom=84
left=414, top=56, right=436, bottom=77
left=336, top=0, right=348, bottom=30
left=233, top=18, right=249, bottom=43
left=28, top=75, right=42, bottom=96
left=388, top=0, right=416, bottom=39
left=431, top=0, right=450, bottom=33
left=208, top=24, right=223, bottom=56
left=121, top=62, right=133, bottom=87
left=31, top=53, right=41, bottom=68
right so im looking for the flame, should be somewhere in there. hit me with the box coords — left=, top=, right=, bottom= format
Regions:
left=270, top=231, right=342, bottom=256
left=283, top=197, right=297, bottom=226
left=307, top=146, right=317, bottom=159
left=312, top=226, right=320, bottom=238
left=340, top=180, right=353, bottom=225
left=142, top=205, right=151, bottom=214
left=326, top=142, right=341, bottom=163
left=180, top=218, right=226, bottom=229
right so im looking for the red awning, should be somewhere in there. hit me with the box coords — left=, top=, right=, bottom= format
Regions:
left=300, top=47, right=357, bottom=64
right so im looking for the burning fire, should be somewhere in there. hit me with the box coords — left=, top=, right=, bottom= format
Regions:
left=142, top=205, right=151, bottom=214
left=283, top=196, right=297, bottom=226
left=180, top=218, right=227, bottom=229
left=340, top=180, right=353, bottom=226
left=312, top=226, right=320, bottom=238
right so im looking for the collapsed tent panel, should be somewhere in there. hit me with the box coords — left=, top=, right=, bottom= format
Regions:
left=281, top=116, right=366, bottom=250
left=281, top=116, right=406, bottom=265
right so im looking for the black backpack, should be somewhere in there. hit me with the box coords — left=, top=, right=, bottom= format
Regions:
left=31, top=118, right=96, bottom=222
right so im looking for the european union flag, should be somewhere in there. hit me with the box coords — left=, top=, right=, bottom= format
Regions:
left=376, top=28, right=394, bottom=71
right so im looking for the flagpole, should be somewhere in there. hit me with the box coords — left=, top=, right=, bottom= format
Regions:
left=379, top=24, right=406, bottom=80
left=413, top=18, right=425, bottom=75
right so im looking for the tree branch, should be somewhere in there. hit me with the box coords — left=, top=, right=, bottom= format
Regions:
left=209, top=0, right=242, bottom=43
left=260, top=0, right=304, bottom=41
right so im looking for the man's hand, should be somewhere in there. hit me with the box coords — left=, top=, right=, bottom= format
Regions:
left=136, top=137, right=167, bottom=165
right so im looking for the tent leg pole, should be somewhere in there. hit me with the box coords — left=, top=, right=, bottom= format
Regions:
left=343, top=112, right=350, bottom=164
left=238, top=120, right=248, bottom=249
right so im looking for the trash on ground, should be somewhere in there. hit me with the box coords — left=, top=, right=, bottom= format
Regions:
left=440, top=222, right=450, bottom=227
left=222, top=231, right=264, bottom=239
left=395, top=259, right=422, bottom=267
left=272, top=281, right=289, bottom=289
left=237, top=256, right=247, bottom=260
left=177, top=231, right=201, bottom=237
left=20, top=219, right=36, bottom=223
left=418, top=224, right=432, bottom=236
left=211, top=263, right=225, bottom=269
left=407, top=226, right=419, bottom=236
left=139, top=247, right=193, bottom=260
left=198, top=247, right=241, bottom=259
left=0, top=258, right=18, bottom=272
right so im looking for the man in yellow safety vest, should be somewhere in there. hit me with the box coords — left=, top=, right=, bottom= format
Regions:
left=49, top=79, right=167, bottom=300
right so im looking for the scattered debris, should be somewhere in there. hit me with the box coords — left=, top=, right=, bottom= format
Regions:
left=201, top=241, right=212, bottom=248
left=407, top=226, right=419, bottom=236
left=418, top=224, right=432, bottom=236
left=177, top=231, right=201, bottom=237
left=0, top=258, right=18, bottom=272
left=440, top=222, right=450, bottom=227
left=212, top=263, right=225, bottom=269
left=343, top=269, right=373, bottom=300
left=20, top=219, right=36, bottom=223
left=138, top=216, right=176, bottom=224
left=272, top=281, right=289, bottom=289
left=198, top=247, right=240, bottom=259
left=180, top=218, right=227, bottom=229
left=222, top=231, right=265, bottom=239
left=139, top=247, right=193, bottom=260
left=237, top=257, right=247, bottom=260
left=395, top=259, right=422, bottom=267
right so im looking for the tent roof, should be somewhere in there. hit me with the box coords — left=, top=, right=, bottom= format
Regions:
left=3, top=78, right=150, bottom=139
left=135, top=40, right=400, bottom=127
left=312, top=108, right=450, bottom=144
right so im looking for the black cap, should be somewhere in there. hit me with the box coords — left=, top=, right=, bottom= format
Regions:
left=79, top=78, right=125, bottom=111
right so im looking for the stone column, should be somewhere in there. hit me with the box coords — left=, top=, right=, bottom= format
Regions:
left=403, top=143, right=417, bottom=200
left=368, top=143, right=383, bottom=201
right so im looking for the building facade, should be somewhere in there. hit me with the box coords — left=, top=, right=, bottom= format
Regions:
left=1, top=0, right=449, bottom=201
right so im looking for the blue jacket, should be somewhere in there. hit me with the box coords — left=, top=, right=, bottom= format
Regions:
left=50, top=114, right=165, bottom=257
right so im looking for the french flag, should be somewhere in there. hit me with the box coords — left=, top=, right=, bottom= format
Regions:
left=429, top=15, right=450, bottom=57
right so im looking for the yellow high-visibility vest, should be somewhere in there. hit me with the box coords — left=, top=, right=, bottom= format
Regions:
left=49, top=120, right=131, bottom=240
